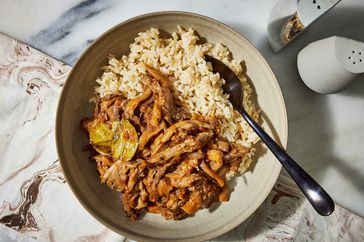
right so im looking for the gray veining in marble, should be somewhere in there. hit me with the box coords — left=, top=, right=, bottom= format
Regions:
left=30, top=0, right=116, bottom=64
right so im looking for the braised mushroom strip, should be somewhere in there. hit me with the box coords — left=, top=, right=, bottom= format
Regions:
left=81, top=66, right=251, bottom=220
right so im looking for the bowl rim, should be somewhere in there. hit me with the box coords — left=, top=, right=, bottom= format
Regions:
left=56, top=10, right=288, bottom=242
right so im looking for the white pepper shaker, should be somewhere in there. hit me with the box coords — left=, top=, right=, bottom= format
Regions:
left=297, top=36, right=364, bottom=94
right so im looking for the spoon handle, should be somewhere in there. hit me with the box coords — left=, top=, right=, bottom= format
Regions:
left=238, top=108, right=335, bottom=216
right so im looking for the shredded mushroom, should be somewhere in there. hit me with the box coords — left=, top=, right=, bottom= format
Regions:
left=81, top=65, right=251, bottom=220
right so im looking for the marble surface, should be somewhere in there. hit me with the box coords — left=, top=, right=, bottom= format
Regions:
left=2, top=0, right=364, bottom=217
left=0, top=0, right=364, bottom=240
left=0, top=33, right=363, bottom=242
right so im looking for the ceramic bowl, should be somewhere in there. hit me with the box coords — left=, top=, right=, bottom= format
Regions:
left=56, top=11, right=288, bottom=242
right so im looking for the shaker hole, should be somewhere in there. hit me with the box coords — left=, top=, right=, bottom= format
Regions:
left=348, top=56, right=351, bottom=59
left=313, top=0, right=316, bottom=3
left=317, top=5, right=321, bottom=9
left=359, top=52, right=362, bottom=55
left=360, top=59, right=362, bottom=62
left=353, top=62, right=356, bottom=64
left=352, top=50, right=355, bottom=53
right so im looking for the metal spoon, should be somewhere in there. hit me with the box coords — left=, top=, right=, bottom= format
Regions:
left=206, top=55, right=335, bottom=216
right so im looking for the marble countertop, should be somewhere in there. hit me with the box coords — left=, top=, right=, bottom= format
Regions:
left=1, top=0, right=364, bottom=240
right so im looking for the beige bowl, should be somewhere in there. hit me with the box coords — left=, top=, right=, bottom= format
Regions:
left=56, top=11, right=288, bottom=242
